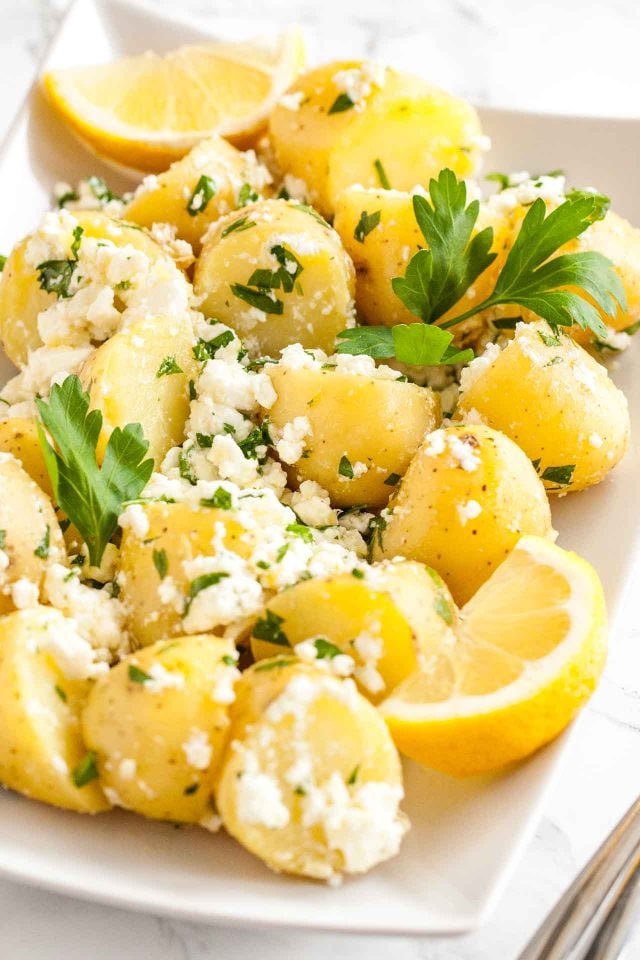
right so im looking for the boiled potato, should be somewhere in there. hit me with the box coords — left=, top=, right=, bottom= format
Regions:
left=79, top=313, right=197, bottom=467
left=0, top=210, right=170, bottom=366
left=269, top=62, right=485, bottom=218
left=266, top=362, right=440, bottom=508
left=0, top=455, right=66, bottom=614
left=216, top=659, right=407, bottom=880
left=124, top=136, right=272, bottom=254
left=456, top=322, right=630, bottom=492
left=82, top=634, right=237, bottom=822
left=193, top=198, right=355, bottom=357
left=118, top=501, right=249, bottom=646
left=250, top=561, right=456, bottom=702
left=0, top=606, right=109, bottom=812
left=0, top=417, right=53, bottom=499
left=333, top=185, right=506, bottom=334
left=373, top=424, right=553, bottom=604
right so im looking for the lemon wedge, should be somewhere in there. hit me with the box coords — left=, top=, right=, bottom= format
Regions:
left=380, top=536, right=607, bottom=777
left=42, top=30, right=304, bottom=172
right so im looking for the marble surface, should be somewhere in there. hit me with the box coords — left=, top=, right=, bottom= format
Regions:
left=2, top=0, right=640, bottom=957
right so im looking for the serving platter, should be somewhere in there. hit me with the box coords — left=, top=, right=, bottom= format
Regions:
left=0, top=0, right=638, bottom=935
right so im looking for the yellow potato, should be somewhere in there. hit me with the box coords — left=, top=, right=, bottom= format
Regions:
left=82, top=634, right=237, bottom=822
left=79, top=314, right=197, bottom=467
left=456, top=322, right=630, bottom=492
left=118, top=501, right=249, bottom=646
left=269, top=62, right=485, bottom=218
left=0, top=456, right=66, bottom=614
left=0, top=211, right=169, bottom=366
left=373, top=424, right=553, bottom=605
left=124, top=136, right=272, bottom=254
left=267, top=363, right=440, bottom=508
left=193, top=199, right=355, bottom=357
left=250, top=561, right=456, bottom=702
left=216, top=659, right=407, bottom=880
left=0, top=606, right=109, bottom=813
left=333, top=186, right=506, bottom=334
left=0, top=417, right=53, bottom=499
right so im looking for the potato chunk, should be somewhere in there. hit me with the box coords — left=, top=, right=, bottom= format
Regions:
left=82, top=634, right=237, bottom=822
left=117, top=501, right=250, bottom=646
left=266, top=361, right=440, bottom=508
left=373, top=424, right=553, bottom=604
left=456, top=322, right=630, bottom=492
left=250, top=561, right=456, bottom=702
left=79, top=314, right=197, bottom=467
left=0, top=418, right=53, bottom=498
left=0, top=211, right=169, bottom=366
left=216, top=659, right=407, bottom=881
left=124, top=136, right=272, bottom=253
left=0, top=606, right=109, bottom=812
left=0, top=455, right=66, bottom=615
left=269, top=63, right=485, bottom=218
left=193, top=199, right=355, bottom=357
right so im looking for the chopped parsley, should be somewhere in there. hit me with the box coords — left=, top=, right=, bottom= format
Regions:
left=373, top=158, right=391, bottom=190
left=200, top=487, right=232, bottom=510
left=156, top=355, right=183, bottom=378
left=192, top=329, right=235, bottom=361
left=188, top=379, right=197, bottom=401
left=237, top=182, right=259, bottom=207
left=196, top=433, right=213, bottom=448
left=230, top=283, right=284, bottom=315
left=34, top=525, right=51, bottom=559
left=346, top=764, right=360, bottom=785
left=36, top=225, right=84, bottom=299
left=184, top=783, right=200, bottom=796
left=354, top=209, right=381, bottom=243
left=128, top=664, right=153, bottom=684
left=426, top=567, right=454, bottom=625
left=253, top=609, right=290, bottom=647
left=0, top=530, right=6, bottom=549
left=87, top=175, right=120, bottom=205
left=366, top=514, right=387, bottom=559
left=54, top=684, right=67, bottom=703
left=351, top=568, right=365, bottom=579
left=72, top=751, right=99, bottom=788
left=313, top=637, right=343, bottom=660
left=384, top=472, right=401, bottom=487
left=254, top=657, right=294, bottom=672
left=152, top=548, right=169, bottom=580
left=221, top=654, right=237, bottom=667
left=184, top=572, right=230, bottom=614
left=541, top=464, right=575, bottom=486
left=238, top=422, right=272, bottom=460
left=286, top=522, right=313, bottom=543
left=338, top=455, right=354, bottom=479
left=221, top=216, right=256, bottom=237
left=0, top=255, right=6, bottom=271
left=186, top=175, right=217, bottom=216
left=178, top=450, right=197, bottom=485
left=328, top=93, right=355, bottom=114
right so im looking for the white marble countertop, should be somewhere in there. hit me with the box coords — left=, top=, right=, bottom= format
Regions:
left=2, top=1, right=640, bottom=957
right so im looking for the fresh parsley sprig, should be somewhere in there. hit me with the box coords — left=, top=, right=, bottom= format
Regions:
left=336, top=169, right=625, bottom=366
left=36, top=375, right=154, bottom=566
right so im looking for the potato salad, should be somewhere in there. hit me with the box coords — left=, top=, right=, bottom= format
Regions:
left=0, top=48, right=634, bottom=884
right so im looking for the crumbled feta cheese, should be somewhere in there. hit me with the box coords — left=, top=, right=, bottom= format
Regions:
left=182, top=729, right=212, bottom=770
left=589, top=432, right=604, bottom=448
left=233, top=741, right=290, bottom=828
left=143, top=662, right=185, bottom=693
left=274, top=415, right=312, bottom=464
left=459, top=341, right=501, bottom=393
left=457, top=499, right=482, bottom=526
left=279, top=90, right=305, bottom=111
left=118, top=758, right=137, bottom=780
left=11, top=577, right=39, bottom=609
left=118, top=503, right=150, bottom=539
left=332, top=62, right=386, bottom=111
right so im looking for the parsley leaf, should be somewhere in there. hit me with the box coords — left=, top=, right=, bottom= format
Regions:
left=335, top=324, right=473, bottom=366
left=253, top=610, right=290, bottom=647
left=354, top=209, right=381, bottom=243
left=129, top=664, right=153, bottom=684
left=221, top=217, right=256, bottom=237
left=184, top=572, right=230, bottom=615
left=200, top=487, right=232, bottom=510
left=541, top=464, right=575, bottom=486
left=313, top=638, right=343, bottom=660
left=87, top=175, right=120, bottom=205
left=36, top=225, right=84, bottom=299
left=338, top=455, right=354, bottom=479
left=34, top=525, right=50, bottom=559
left=192, top=330, right=235, bottom=361
left=374, top=158, right=391, bottom=189
left=187, top=175, right=217, bottom=216
left=156, top=355, right=183, bottom=378
left=230, top=283, right=284, bottom=315
left=36, top=375, right=154, bottom=566
left=152, top=547, right=169, bottom=579
left=237, top=183, right=259, bottom=207
left=392, top=170, right=496, bottom=324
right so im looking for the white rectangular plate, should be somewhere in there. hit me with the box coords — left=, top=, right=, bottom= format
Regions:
left=0, top=0, right=638, bottom=936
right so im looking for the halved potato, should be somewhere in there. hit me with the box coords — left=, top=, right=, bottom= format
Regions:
left=269, top=63, right=485, bottom=218
left=267, top=363, right=440, bottom=508
left=457, top=322, right=630, bottom=492
left=0, top=210, right=170, bottom=365
left=250, top=561, right=456, bottom=702
left=216, top=659, right=407, bottom=880
left=0, top=418, right=53, bottom=499
left=125, top=136, right=272, bottom=254
left=373, top=424, right=553, bottom=604
left=117, top=501, right=250, bottom=646
left=0, top=456, right=66, bottom=614
left=82, top=634, right=237, bottom=822
left=79, top=313, right=197, bottom=466
left=193, top=198, right=355, bottom=357
left=0, top=606, right=109, bottom=812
